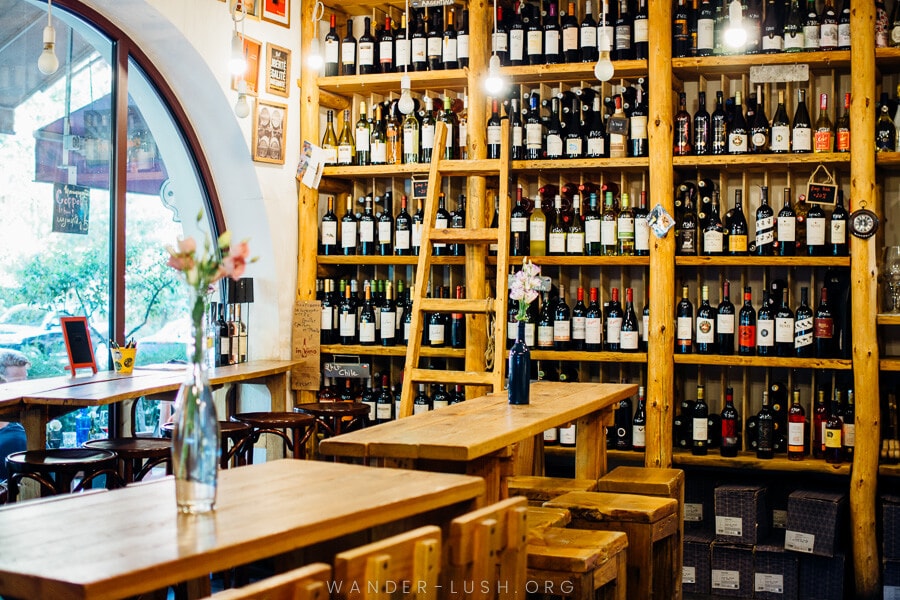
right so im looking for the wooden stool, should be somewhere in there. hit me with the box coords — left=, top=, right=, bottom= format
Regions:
left=545, top=491, right=679, bottom=600
left=204, top=563, right=331, bottom=600
left=294, top=402, right=369, bottom=458
left=526, top=506, right=572, bottom=531
left=4, top=449, right=123, bottom=502
left=161, top=421, right=253, bottom=469
left=83, top=437, right=172, bottom=482
left=527, top=527, right=628, bottom=600
left=597, top=466, right=685, bottom=600
left=230, top=412, right=316, bottom=460
left=507, top=475, right=599, bottom=506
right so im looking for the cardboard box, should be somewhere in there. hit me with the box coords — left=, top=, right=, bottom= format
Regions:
left=884, top=495, right=900, bottom=561
left=754, top=540, right=799, bottom=600
left=885, top=559, right=900, bottom=600
left=682, top=531, right=713, bottom=595
left=714, top=484, right=768, bottom=545
left=784, top=490, right=846, bottom=557
left=710, top=541, right=754, bottom=598
left=798, top=553, right=845, bottom=600
left=684, top=472, right=715, bottom=532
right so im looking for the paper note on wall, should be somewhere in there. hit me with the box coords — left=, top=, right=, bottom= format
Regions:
left=291, top=300, right=321, bottom=390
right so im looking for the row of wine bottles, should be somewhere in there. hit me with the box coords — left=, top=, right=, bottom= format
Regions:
left=319, top=374, right=467, bottom=423
left=675, top=281, right=840, bottom=358
left=674, top=383, right=854, bottom=466
left=676, top=182, right=849, bottom=257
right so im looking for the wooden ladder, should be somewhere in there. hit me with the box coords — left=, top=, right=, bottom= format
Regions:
left=398, top=119, right=511, bottom=418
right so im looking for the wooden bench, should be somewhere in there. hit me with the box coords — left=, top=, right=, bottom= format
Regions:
left=545, top=491, right=679, bottom=600
left=527, top=527, right=628, bottom=600
left=596, top=466, right=685, bottom=600
left=445, top=496, right=529, bottom=599
left=506, top=476, right=599, bottom=506
left=204, top=563, right=331, bottom=600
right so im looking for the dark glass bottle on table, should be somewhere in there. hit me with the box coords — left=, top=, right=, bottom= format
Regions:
left=720, top=388, right=740, bottom=457
left=692, top=385, right=709, bottom=456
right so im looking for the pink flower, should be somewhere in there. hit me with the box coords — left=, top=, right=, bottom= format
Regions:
left=223, top=241, right=250, bottom=280
left=176, top=237, right=197, bottom=255
left=167, top=254, right=196, bottom=272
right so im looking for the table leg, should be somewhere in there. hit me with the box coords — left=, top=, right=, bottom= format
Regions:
left=574, top=409, right=611, bottom=481
left=465, top=452, right=506, bottom=505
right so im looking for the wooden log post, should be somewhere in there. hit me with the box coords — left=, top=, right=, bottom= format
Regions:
left=295, top=3, right=321, bottom=405
left=646, top=0, right=675, bottom=469
left=849, top=0, right=880, bottom=595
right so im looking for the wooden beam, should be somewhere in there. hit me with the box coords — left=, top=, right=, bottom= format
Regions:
left=646, top=0, right=674, bottom=469
left=849, top=0, right=880, bottom=595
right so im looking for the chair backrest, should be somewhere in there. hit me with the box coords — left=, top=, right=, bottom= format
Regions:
left=332, top=525, right=442, bottom=600
left=444, top=496, right=529, bottom=600
left=205, top=562, right=331, bottom=600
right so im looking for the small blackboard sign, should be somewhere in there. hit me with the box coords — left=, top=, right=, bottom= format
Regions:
left=324, top=362, right=371, bottom=378
left=805, top=182, right=838, bottom=206
left=60, top=317, right=97, bottom=376
left=52, top=183, right=90, bottom=234
left=413, top=180, right=429, bottom=200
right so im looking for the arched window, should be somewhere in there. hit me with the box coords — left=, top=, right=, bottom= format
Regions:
left=0, top=0, right=223, bottom=379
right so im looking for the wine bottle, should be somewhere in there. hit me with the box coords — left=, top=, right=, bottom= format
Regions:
left=401, top=107, right=420, bottom=165
left=820, top=0, right=838, bottom=50
left=605, top=287, right=624, bottom=351
left=692, top=385, right=709, bottom=456
left=766, top=91, right=790, bottom=154
left=530, top=195, right=547, bottom=256
left=754, top=186, right=775, bottom=255
left=340, top=195, right=358, bottom=256
left=633, top=386, right=647, bottom=451
left=696, top=0, right=715, bottom=55
left=795, top=286, right=814, bottom=357
left=335, top=109, right=355, bottom=166
left=562, top=2, right=581, bottom=62
left=439, top=96, right=458, bottom=159
left=375, top=375, right=394, bottom=423
left=750, top=84, right=770, bottom=153
left=425, top=9, right=442, bottom=71
left=776, top=187, right=796, bottom=255
left=728, top=91, right=749, bottom=154
left=545, top=96, right=564, bottom=160
left=814, top=286, right=835, bottom=358
left=876, top=103, right=896, bottom=151
left=567, top=287, right=586, bottom=351
left=677, top=187, right=698, bottom=255
left=757, top=391, right=775, bottom=459
left=385, top=103, right=402, bottom=165
left=727, top=189, right=749, bottom=255
left=585, top=287, right=603, bottom=351
left=621, top=288, right=640, bottom=351
left=412, top=383, right=431, bottom=415
left=720, top=387, right=740, bottom=457
left=377, top=195, right=393, bottom=256
left=774, top=287, right=795, bottom=357
left=355, top=102, right=371, bottom=166
left=614, top=0, right=634, bottom=60
left=784, top=0, right=804, bottom=51
left=583, top=193, right=602, bottom=256
left=835, top=92, right=851, bottom=153
left=394, top=196, right=412, bottom=257
left=608, top=95, right=628, bottom=158
left=806, top=200, right=826, bottom=256
left=792, top=89, right=813, bottom=153
left=395, top=14, right=410, bottom=72
left=824, top=391, right=843, bottom=464
left=760, top=0, right=783, bottom=52
left=450, top=285, right=465, bottom=349
left=319, top=195, right=339, bottom=256
left=581, top=0, right=598, bottom=62
left=553, top=287, right=571, bottom=350
left=838, top=0, right=851, bottom=49
left=787, top=389, right=806, bottom=460
left=842, top=389, right=855, bottom=460
left=566, top=92, right=586, bottom=158
left=428, top=285, right=446, bottom=347
left=341, top=18, right=358, bottom=75
left=320, top=280, right=336, bottom=344
left=674, top=92, right=692, bottom=155
left=486, top=98, right=502, bottom=159
left=525, top=93, right=543, bottom=160
left=693, top=91, right=711, bottom=155
left=738, top=286, right=756, bottom=355
left=635, top=190, right=651, bottom=256
left=411, top=10, right=428, bottom=71
left=567, top=194, right=586, bottom=255
left=442, top=8, right=458, bottom=70
left=617, top=193, right=635, bottom=255
left=830, top=189, right=848, bottom=256
left=356, top=282, right=377, bottom=346
left=432, top=192, right=451, bottom=256
left=814, top=93, right=834, bottom=153
left=411, top=198, right=424, bottom=256
left=813, top=389, right=827, bottom=458
left=358, top=17, right=376, bottom=74
left=803, top=0, right=820, bottom=50
left=509, top=94, right=525, bottom=161
left=536, top=294, right=555, bottom=349
left=711, top=90, right=728, bottom=155
left=420, top=96, right=435, bottom=163
left=378, top=16, right=394, bottom=73
left=338, top=282, right=357, bottom=344
left=548, top=195, right=567, bottom=256
left=544, top=2, right=562, bottom=64
left=717, top=280, right=735, bottom=355
left=702, top=189, right=726, bottom=255
left=676, top=284, right=694, bottom=354
left=525, top=2, right=544, bottom=65
left=756, top=289, right=775, bottom=356
left=457, top=9, right=469, bottom=67
left=633, top=0, right=649, bottom=58
left=695, top=285, right=716, bottom=355
left=369, top=105, right=387, bottom=166
left=601, top=191, right=618, bottom=256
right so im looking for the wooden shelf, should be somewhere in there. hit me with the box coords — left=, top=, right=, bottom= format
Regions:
left=879, top=463, right=900, bottom=476
left=673, top=354, right=853, bottom=369
left=675, top=256, right=851, bottom=267
left=511, top=157, right=650, bottom=172
left=672, top=450, right=851, bottom=475
left=544, top=446, right=645, bottom=461
left=320, top=344, right=465, bottom=358
left=530, top=350, right=648, bottom=363
left=672, top=50, right=851, bottom=79
left=875, top=47, right=900, bottom=67
left=878, top=313, right=900, bottom=325
left=317, top=69, right=469, bottom=94
left=876, top=152, right=900, bottom=167
left=322, top=159, right=502, bottom=179
left=500, top=60, right=648, bottom=84
left=672, top=152, right=851, bottom=170
left=880, top=358, right=900, bottom=371
left=317, top=255, right=464, bottom=265
left=522, top=255, right=650, bottom=267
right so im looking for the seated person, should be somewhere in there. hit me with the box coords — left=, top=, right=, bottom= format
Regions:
left=0, top=349, right=30, bottom=481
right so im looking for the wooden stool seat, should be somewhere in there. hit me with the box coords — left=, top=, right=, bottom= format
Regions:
left=545, top=491, right=679, bottom=600
left=507, top=475, right=599, bottom=506
left=528, top=527, right=628, bottom=600
left=83, top=438, right=171, bottom=483
left=162, top=421, right=253, bottom=468
left=5, top=448, right=122, bottom=502
left=526, top=506, right=572, bottom=531
left=294, top=402, right=369, bottom=436
left=231, top=412, right=316, bottom=460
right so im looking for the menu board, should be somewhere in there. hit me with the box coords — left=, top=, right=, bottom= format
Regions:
left=52, top=183, right=90, bottom=234
left=291, top=300, right=321, bottom=390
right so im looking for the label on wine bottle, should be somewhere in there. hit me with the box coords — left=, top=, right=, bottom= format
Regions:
left=615, top=26, right=631, bottom=50
left=814, top=317, right=834, bottom=339
left=825, top=427, right=841, bottom=448
left=728, top=234, right=748, bottom=253
left=820, top=24, right=838, bottom=48
left=553, top=319, right=571, bottom=341
left=795, top=317, right=813, bottom=348
left=581, top=26, right=596, bottom=48
left=337, top=145, right=353, bottom=165
left=381, top=313, right=396, bottom=338
left=563, top=27, right=579, bottom=52
left=543, top=427, right=558, bottom=442
left=396, top=40, right=411, bottom=67
left=838, top=25, right=851, bottom=48
left=325, top=40, right=339, bottom=63
left=586, top=317, right=602, bottom=345
left=427, top=36, right=442, bottom=59
left=831, top=220, right=846, bottom=244
left=359, top=42, right=375, bottom=65
left=607, top=317, right=622, bottom=344
left=775, top=317, right=794, bottom=343
left=717, top=313, right=735, bottom=334
left=704, top=230, right=723, bottom=253
left=526, top=123, right=542, bottom=149
left=339, top=312, right=356, bottom=337
left=492, top=31, right=508, bottom=52
left=548, top=232, right=566, bottom=254
left=692, top=417, right=708, bottom=442
left=696, top=317, right=714, bottom=343
left=642, top=314, right=649, bottom=342
left=443, top=38, right=457, bottom=62
left=359, top=220, right=375, bottom=243
left=546, top=134, right=563, bottom=157
left=770, top=125, right=790, bottom=151
left=376, top=402, right=392, bottom=420
left=572, top=316, right=586, bottom=340
left=634, top=19, right=649, bottom=43
left=755, top=574, right=785, bottom=594
left=792, top=127, right=812, bottom=151
left=321, top=306, right=333, bottom=330
left=511, top=216, right=528, bottom=232
left=788, top=421, right=804, bottom=447
left=728, top=131, right=747, bottom=153
left=600, top=221, right=617, bottom=246
left=412, top=38, right=427, bottom=62
left=676, top=317, right=692, bottom=344
left=342, top=42, right=356, bottom=65
left=545, top=30, right=560, bottom=54
left=843, top=423, right=855, bottom=447
left=428, top=323, right=445, bottom=344
left=807, top=217, right=826, bottom=245
left=566, top=233, right=585, bottom=254
left=531, top=220, right=546, bottom=241
left=457, top=34, right=469, bottom=59
left=803, top=25, right=820, bottom=49
left=525, top=323, right=535, bottom=346
left=359, top=321, right=376, bottom=343
left=559, top=424, right=576, bottom=445
left=322, top=221, right=338, bottom=246
left=632, top=424, right=645, bottom=448
left=377, top=221, right=392, bottom=244
left=341, top=222, right=358, bottom=248
left=538, top=325, right=554, bottom=347
left=777, top=216, right=796, bottom=241
left=527, top=31, right=543, bottom=55
left=762, top=34, right=784, bottom=52
left=565, top=137, right=583, bottom=156
left=585, top=220, right=601, bottom=244
left=587, top=136, right=605, bottom=156
left=487, top=124, right=502, bottom=145
left=635, top=218, right=650, bottom=251
left=755, top=216, right=774, bottom=246
left=621, top=330, right=638, bottom=350
left=395, top=229, right=410, bottom=250
left=757, top=319, right=774, bottom=347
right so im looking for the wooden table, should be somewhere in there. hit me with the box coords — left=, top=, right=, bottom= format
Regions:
left=0, top=459, right=485, bottom=600
left=319, top=382, right=638, bottom=503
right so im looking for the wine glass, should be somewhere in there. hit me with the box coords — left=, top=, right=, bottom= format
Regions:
left=884, top=246, right=900, bottom=313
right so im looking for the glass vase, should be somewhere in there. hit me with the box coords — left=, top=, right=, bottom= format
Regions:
left=172, top=292, right=220, bottom=513
left=508, top=320, right=530, bottom=405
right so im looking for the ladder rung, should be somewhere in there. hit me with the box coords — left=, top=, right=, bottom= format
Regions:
left=437, top=159, right=502, bottom=176
left=408, top=368, right=497, bottom=386
left=428, top=228, right=499, bottom=244
left=419, top=298, right=494, bottom=313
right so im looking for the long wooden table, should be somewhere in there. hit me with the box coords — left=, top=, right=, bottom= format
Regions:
left=0, top=459, right=485, bottom=600
left=319, top=381, right=638, bottom=503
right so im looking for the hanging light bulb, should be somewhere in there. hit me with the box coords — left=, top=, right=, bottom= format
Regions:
left=37, top=1, right=59, bottom=76
left=484, top=54, right=508, bottom=96
left=724, top=0, right=747, bottom=49
left=594, top=31, right=614, bottom=82
left=307, top=38, right=324, bottom=71
left=398, top=74, right=415, bottom=115
left=234, top=80, right=250, bottom=118
left=229, top=30, right=247, bottom=76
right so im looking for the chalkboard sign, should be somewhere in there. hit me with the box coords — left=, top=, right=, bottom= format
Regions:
left=52, top=183, right=90, bottom=234
left=413, top=180, right=429, bottom=200
left=806, top=182, right=838, bottom=206
left=61, top=317, right=97, bottom=376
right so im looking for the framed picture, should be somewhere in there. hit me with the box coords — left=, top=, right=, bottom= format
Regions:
left=265, top=43, right=291, bottom=97
left=252, top=99, right=288, bottom=164
left=239, top=0, right=260, bottom=18
left=231, top=34, right=262, bottom=95
left=261, top=0, right=289, bottom=27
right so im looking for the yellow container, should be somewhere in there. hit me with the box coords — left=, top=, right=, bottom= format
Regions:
left=112, top=347, right=137, bottom=375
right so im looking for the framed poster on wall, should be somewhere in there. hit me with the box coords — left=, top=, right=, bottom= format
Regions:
left=265, top=43, right=291, bottom=97
left=262, top=0, right=289, bottom=27
left=252, top=99, right=287, bottom=164
left=230, top=34, right=261, bottom=95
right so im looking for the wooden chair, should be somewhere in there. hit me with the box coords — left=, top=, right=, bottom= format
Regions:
left=527, top=527, right=628, bottom=600
left=332, top=525, right=442, bottom=600
left=204, top=563, right=331, bottom=600
left=444, top=496, right=529, bottom=600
